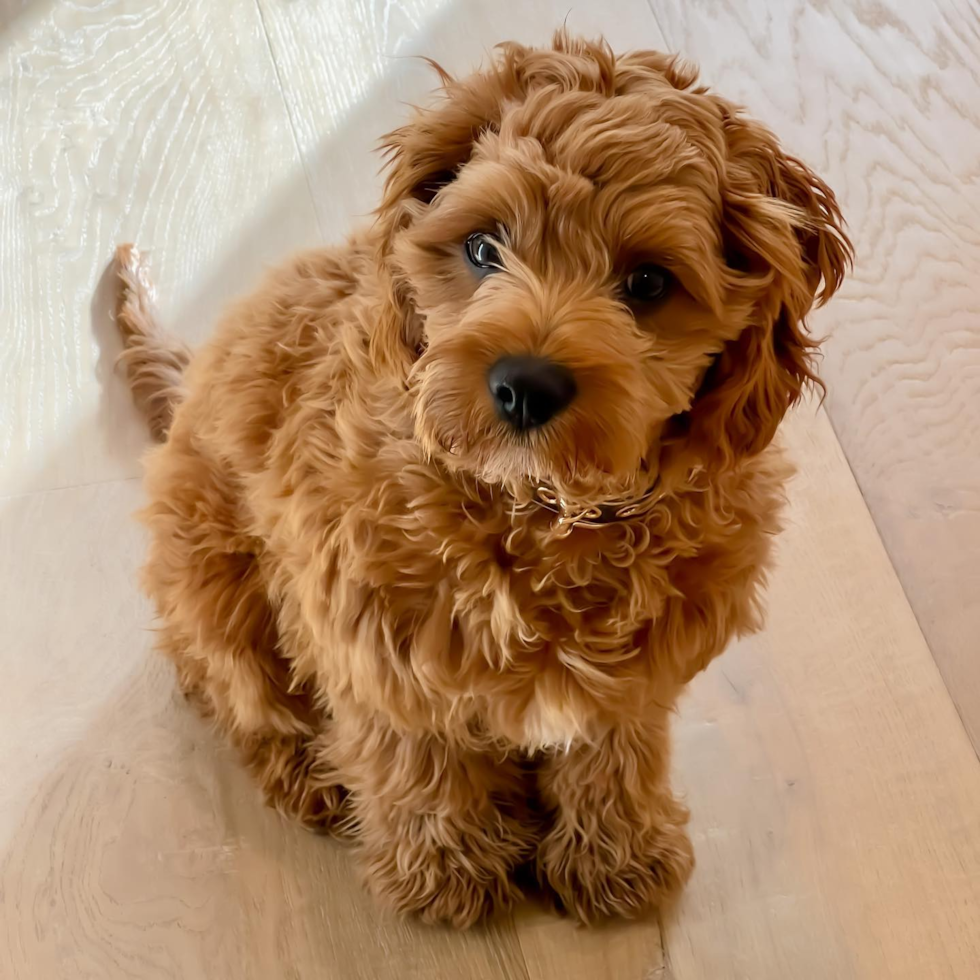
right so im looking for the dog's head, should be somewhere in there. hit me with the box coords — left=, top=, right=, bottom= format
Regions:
left=373, top=33, right=850, bottom=503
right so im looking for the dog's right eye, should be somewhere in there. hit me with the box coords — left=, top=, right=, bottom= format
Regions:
left=624, top=264, right=673, bottom=303
left=465, top=233, right=502, bottom=275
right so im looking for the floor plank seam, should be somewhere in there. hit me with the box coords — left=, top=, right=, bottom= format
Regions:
left=0, top=474, right=144, bottom=504
left=654, top=913, right=675, bottom=979
left=640, top=0, right=670, bottom=51
left=820, top=405, right=980, bottom=765
left=251, top=0, right=328, bottom=245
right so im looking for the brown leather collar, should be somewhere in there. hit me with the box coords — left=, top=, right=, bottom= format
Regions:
left=533, top=480, right=665, bottom=536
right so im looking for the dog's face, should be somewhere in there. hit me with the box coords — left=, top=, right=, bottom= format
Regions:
left=374, top=35, right=850, bottom=502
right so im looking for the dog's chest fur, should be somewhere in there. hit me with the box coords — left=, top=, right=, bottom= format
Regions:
left=260, top=411, right=778, bottom=752
left=202, top=255, right=783, bottom=752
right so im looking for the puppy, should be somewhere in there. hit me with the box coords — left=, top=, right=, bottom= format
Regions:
left=114, top=32, right=849, bottom=928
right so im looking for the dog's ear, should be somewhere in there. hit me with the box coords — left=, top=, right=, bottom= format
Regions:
left=378, top=61, right=505, bottom=217
left=685, top=110, right=852, bottom=468
left=370, top=63, right=510, bottom=377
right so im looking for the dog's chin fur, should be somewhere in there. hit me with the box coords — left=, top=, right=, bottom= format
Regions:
left=117, top=31, right=850, bottom=929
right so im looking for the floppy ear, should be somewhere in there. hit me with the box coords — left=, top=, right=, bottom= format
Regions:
left=685, top=111, right=852, bottom=468
left=378, top=63, right=506, bottom=214
left=370, top=63, right=510, bottom=376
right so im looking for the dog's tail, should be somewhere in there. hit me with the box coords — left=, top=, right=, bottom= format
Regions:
left=114, top=244, right=191, bottom=442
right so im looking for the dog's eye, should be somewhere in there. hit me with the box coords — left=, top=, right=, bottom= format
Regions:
left=624, top=264, right=672, bottom=303
left=465, top=232, right=502, bottom=274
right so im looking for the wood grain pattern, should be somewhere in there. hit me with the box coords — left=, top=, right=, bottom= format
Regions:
left=669, top=406, right=980, bottom=979
left=3, top=1, right=980, bottom=978
left=514, top=902, right=666, bottom=980
left=0, top=0, right=321, bottom=498
left=647, top=0, right=980, bottom=752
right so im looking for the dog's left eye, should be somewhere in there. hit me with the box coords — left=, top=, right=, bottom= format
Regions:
left=624, top=264, right=672, bottom=303
left=465, top=233, right=502, bottom=274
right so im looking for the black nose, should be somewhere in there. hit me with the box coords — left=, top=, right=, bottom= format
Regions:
left=487, top=356, right=577, bottom=431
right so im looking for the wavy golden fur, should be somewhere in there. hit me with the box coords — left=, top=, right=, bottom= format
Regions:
left=115, top=32, right=850, bottom=927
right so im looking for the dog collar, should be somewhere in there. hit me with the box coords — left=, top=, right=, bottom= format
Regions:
left=533, top=480, right=666, bottom=536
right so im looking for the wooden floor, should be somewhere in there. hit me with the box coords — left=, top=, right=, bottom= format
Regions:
left=2, top=1, right=979, bottom=977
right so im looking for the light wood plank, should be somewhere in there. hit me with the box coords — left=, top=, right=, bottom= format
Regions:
left=0, top=479, right=528, bottom=980
left=668, top=405, right=980, bottom=979
left=648, top=0, right=980, bottom=752
left=514, top=902, right=666, bottom=980
left=0, top=0, right=321, bottom=497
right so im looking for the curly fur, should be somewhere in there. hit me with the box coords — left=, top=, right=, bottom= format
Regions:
left=115, top=32, right=850, bottom=927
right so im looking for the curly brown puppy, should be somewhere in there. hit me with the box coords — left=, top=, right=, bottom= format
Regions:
left=114, top=32, right=850, bottom=928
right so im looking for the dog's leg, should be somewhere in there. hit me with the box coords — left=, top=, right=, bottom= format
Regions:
left=238, top=728, right=348, bottom=834
left=153, top=590, right=348, bottom=835
left=536, top=715, right=694, bottom=922
left=142, top=436, right=347, bottom=833
left=333, top=708, right=537, bottom=928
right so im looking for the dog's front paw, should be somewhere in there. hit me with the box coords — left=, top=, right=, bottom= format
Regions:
left=361, top=811, right=533, bottom=928
left=538, top=818, right=694, bottom=923
left=248, top=734, right=351, bottom=835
